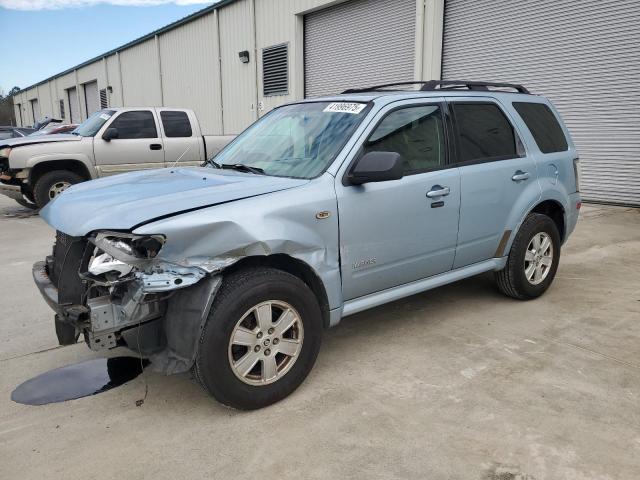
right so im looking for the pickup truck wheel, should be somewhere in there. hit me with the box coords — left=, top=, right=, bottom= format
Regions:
left=495, top=213, right=561, bottom=300
left=33, top=170, right=84, bottom=208
left=195, top=267, right=322, bottom=410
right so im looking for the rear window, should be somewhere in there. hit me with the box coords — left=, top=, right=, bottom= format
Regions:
left=161, top=111, right=192, bottom=138
left=451, top=103, right=519, bottom=163
left=513, top=102, right=568, bottom=153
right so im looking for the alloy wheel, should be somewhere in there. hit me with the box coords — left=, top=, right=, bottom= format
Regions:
left=524, top=232, right=554, bottom=285
left=228, top=300, right=304, bottom=386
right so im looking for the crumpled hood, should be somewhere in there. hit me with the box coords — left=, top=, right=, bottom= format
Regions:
left=40, top=167, right=309, bottom=236
left=1, top=133, right=81, bottom=148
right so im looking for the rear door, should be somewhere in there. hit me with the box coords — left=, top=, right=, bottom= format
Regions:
left=93, top=110, right=165, bottom=175
left=157, top=109, right=203, bottom=167
left=336, top=99, right=461, bottom=300
left=448, top=98, right=541, bottom=268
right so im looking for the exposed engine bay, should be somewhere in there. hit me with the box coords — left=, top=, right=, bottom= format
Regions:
left=33, top=230, right=220, bottom=374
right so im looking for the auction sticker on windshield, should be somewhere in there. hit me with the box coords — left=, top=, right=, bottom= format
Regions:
left=323, top=102, right=367, bottom=114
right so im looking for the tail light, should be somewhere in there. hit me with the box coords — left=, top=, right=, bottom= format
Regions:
left=573, top=157, right=581, bottom=193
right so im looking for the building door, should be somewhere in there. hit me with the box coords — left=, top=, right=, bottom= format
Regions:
left=67, top=87, right=80, bottom=123
left=442, top=0, right=640, bottom=206
left=304, top=0, right=416, bottom=98
left=83, top=81, right=100, bottom=116
left=30, top=99, right=40, bottom=124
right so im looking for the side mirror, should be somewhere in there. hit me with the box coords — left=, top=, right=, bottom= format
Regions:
left=102, top=127, right=119, bottom=142
left=347, top=151, right=404, bottom=185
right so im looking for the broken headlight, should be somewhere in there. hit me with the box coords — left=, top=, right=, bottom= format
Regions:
left=92, top=232, right=165, bottom=266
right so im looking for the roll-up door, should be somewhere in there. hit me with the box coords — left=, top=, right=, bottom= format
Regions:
left=442, top=0, right=640, bottom=206
left=83, top=81, right=100, bottom=116
left=304, top=0, right=416, bottom=98
left=67, top=87, right=80, bottom=123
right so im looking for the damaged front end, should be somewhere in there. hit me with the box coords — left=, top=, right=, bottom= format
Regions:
left=32, top=230, right=220, bottom=374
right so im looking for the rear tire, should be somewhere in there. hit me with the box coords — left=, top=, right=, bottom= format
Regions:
left=195, top=267, right=323, bottom=410
left=495, top=213, right=561, bottom=300
left=33, top=170, right=83, bottom=208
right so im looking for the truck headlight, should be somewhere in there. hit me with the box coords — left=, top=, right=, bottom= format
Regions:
left=92, top=232, right=165, bottom=265
left=0, top=147, right=11, bottom=159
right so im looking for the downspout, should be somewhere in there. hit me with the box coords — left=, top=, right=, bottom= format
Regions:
left=155, top=35, right=165, bottom=106
left=117, top=51, right=125, bottom=106
left=250, top=0, right=260, bottom=119
left=215, top=9, right=225, bottom=135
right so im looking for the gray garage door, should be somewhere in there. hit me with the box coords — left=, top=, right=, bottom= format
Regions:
left=442, top=0, right=640, bottom=206
left=67, top=87, right=81, bottom=124
left=83, top=81, right=100, bottom=117
left=304, top=0, right=416, bottom=98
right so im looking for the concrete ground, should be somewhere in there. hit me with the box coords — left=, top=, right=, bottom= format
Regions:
left=0, top=195, right=638, bottom=480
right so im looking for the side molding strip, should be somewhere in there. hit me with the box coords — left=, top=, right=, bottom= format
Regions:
left=341, top=258, right=506, bottom=318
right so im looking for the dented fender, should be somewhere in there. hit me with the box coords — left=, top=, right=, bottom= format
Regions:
left=134, top=173, right=343, bottom=313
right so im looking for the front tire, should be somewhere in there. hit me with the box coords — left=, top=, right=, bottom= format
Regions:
left=33, top=170, right=84, bottom=208
left=495, top=213, right=561, bottom=300
left=195, top=267, right=323, bottom=410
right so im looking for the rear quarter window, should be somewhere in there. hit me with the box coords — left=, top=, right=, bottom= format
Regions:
left=513, top=102, right=568, bottom=153
left=160, top=111, right=193, bottom=138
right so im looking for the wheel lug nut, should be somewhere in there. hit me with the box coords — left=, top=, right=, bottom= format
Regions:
left=273, top=338, right=279, bottom=345
left=264, top=348, right=271, bottom=356
left=256, top=332, right=263, bottom=339
left=268, top=328, right=275, bottom=335
left=254, top=345, right=261, bottom=352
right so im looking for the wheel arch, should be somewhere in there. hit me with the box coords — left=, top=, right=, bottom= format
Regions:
left=223, top=254, right=331, bottom=329
left=530, top=199, right=566, bottom=242
left=29, top=159, right=92, bottom=186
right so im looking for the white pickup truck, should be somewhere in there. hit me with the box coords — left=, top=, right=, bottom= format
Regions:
left=0, top=107, right=233, bottom=208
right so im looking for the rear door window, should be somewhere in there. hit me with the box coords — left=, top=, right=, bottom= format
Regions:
left=109, top=111, right=157, bottom=139
left=160, top=111, right=192, bottom=138
left=451, top=102, right=519, bottom=163
left=513, top=102, right=568, bottom=153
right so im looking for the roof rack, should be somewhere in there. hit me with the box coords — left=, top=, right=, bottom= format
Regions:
left=342, top=80, right=530, bottom=94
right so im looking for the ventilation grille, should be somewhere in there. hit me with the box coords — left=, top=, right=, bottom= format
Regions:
left=262, top=44, right=288, bottom=96
left=99, top=89, right=108, bottom=109
left=59, top=99, right=65, bottom=119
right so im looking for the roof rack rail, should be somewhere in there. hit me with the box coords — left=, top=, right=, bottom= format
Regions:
left=342, top=80, right=530, bottom=94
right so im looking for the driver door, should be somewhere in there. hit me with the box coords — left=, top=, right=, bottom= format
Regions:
left=336, top=99, right=461, bottom=300
left=94, top=110, right=165, bottom=176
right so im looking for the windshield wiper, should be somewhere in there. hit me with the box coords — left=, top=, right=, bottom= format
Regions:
left=220, top=163, right=265, bottom=175
left=204, top=158, right=222, bottom=168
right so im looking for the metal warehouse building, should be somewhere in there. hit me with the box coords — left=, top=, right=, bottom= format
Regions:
left=13, top=0, right=640, bottom=206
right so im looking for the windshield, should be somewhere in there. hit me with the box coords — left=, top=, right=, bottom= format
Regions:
left=72, top=110, right=115, bottom=137
left=211, top=101, right=370, bottom=179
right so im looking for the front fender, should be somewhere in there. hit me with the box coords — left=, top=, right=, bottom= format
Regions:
left=134, top=173, right=342, bottom=311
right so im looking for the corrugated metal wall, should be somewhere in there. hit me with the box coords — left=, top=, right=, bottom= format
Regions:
left=442, top=0, right=640, bottom=206
left=119, top=39, right=163, bottom=107
left=304, top=0, right=416, bottom=97
left=160, top=13, right=223, bottom=135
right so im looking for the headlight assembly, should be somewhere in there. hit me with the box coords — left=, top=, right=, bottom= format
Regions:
left=0, top=147, right=11, bottom=159
left=92, top=232, right=165, bottom=265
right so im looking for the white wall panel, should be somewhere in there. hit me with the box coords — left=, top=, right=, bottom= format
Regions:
left=119, top=39, right=162, bottom=106
left=159, top=13, right=223, bottom=135
left=219, top=0, right=257, bottom=134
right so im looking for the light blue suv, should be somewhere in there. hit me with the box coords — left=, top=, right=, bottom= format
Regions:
left=33, top=80, right=581, bottom=409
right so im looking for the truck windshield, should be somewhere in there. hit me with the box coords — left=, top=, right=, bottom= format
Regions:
left=211, top=101, right=370, bottom=179
left=72, top=110, right=116, bottom=137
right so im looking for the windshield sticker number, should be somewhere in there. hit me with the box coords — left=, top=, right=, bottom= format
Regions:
left=323, top=102, right=366, bottom=114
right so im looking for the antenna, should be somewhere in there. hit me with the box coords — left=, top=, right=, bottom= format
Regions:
left=170, top=145, right=192, bottom=168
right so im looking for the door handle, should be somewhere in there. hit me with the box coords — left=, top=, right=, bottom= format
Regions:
left=426, top=185, right=450, bottom=198
left=150, top=144, right=162, bottom=150
left=512, top=170, right=530, bottom=181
